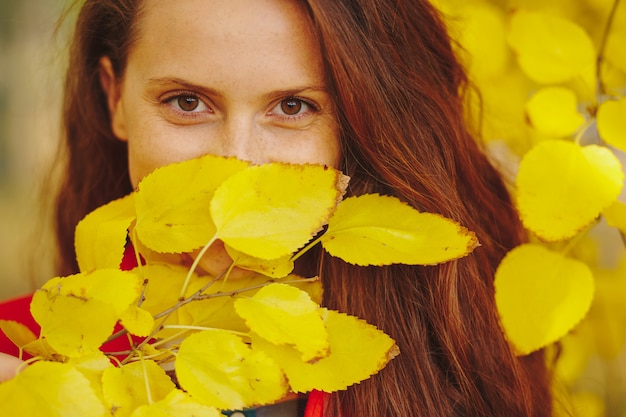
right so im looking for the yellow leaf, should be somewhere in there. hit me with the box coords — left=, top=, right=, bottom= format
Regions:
left=321, top=194, right=478, bottom=266
left=226, top=245, right=294, bottom=278
left=516, top=140, right=624, bottom=241
left=597, top=98, right=626, bottom=153
left=494, top=244, right=594, bottom=355
left=175, top=330, right=287, bottom=410
left=454, top=2, right=510, bottom=80
left=603, top=200, right=626, bottom=234
left=584, top=259, right=626, bottom=359
left=254, top=309, right=398, bottom=393
left=235, top=283, right=329, bottom=362
left=22, top=338, right=62, bottom=361
left=507, top=10, right=596, bottom=89
left=102, top=360, right=176, bottom=417
left=211, top=163, right=347, bottom=260
left=130, top=390, right=220, bottom=417
left=571, top=392, right=605, bottom=417
left=0, top=319, right=37, bottom=349
left=69, top=353, right=113, bottom=402
left=550, top=329, right=593, bottom=385
left=75, top=194, right=136, bottom=272
left=120, top=305, right=155, bottom=337
left=135, top=155, right=249, bottom=253
left=525, top=87, right=585, bottom=138
left=0, top=361, right=107, bottom=417
left=31, top=269, right=142, bottom=357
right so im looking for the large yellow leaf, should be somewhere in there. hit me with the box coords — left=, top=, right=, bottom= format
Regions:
left=507, top=10, right=596, bottom=90
left=0, top=361, right=107, bottom=417
left=254, top=309, right=398, bottom=393
left=175, top=330, right=288, bottom=410
left=135, top=155, right=249, bottom=253
left=494, top=244, right=594, bottom=355
left=75, top=194, right=136, bottom=272
left=516, top=140, right=624, bottom=241
left=211, top=163, right=346, bottom=260
left=130, top=390, right=220, bottom=417
left=525, top=87, right=585, bottom=138
left=234, top=283, right=329, bottom=362
left=321, top=194, right=478, bottom=266
left=102, top=360, right=176, bottom=417
left=31, top=269, right=142, bottom=357
left=597, top=98, right=626, bottom=153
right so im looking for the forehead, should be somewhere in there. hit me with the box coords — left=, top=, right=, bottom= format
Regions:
left=128, top=0, right=323, bottom=89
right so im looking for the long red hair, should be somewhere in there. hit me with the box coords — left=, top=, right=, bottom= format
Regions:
left=55, top=0, right=552, bottom=415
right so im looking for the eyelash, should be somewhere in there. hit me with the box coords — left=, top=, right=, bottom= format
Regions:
left=160, top=91, right=320, bottom=122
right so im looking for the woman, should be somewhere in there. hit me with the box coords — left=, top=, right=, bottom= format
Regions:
left=0, top=0, right=552, bottom=415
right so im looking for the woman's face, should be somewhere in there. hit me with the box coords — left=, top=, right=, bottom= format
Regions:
left=101, top=0, right=341, bottom=188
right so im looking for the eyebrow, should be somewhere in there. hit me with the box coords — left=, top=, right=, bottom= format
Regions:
left=146, top=76, right=329, bottom=100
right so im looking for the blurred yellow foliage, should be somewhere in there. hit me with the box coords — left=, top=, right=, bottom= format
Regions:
left=434, top=0, right=626, bottom=415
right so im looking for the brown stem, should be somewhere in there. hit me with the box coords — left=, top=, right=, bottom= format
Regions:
left=597, top=0, right=622, bottom=96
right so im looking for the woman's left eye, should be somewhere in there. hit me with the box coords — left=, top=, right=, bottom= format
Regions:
left=270, top=98, right=316, bottom=118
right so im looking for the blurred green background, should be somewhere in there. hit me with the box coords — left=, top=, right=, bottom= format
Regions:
left=0, top=0, right=68, bottom=299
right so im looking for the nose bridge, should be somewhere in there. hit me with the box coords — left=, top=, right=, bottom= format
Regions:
left=220, top=114, right=265, bottom=164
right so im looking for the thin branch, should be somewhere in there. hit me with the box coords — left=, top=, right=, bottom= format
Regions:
left=597, top=0, right=622, bottom=96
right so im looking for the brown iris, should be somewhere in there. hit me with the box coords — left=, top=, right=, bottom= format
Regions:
left=178, top=95, right=200, bottom=111
left=280, top=99, right=302, bottom=115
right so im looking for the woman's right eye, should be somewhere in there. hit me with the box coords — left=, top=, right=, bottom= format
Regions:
left=163, top=93, right=211, bottom=114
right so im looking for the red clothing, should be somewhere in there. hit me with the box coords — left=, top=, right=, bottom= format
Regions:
left=0, top=294, right=36, bottom=358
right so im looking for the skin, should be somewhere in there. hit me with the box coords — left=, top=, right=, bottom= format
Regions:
left=0, top=352, right=23, bottom=382
left=99, top=0, right=341, bottom=277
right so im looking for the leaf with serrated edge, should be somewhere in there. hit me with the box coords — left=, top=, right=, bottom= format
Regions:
left=102, top=360, right=176, bottom=417
left=516, top=140, right=624, bottom=241
left=0, top=361, right=107, bottom=417
left=31, top=269, right=142, bottom=357
left=75, top=194, right=136, bottom=272
left=254, top=309, right=398, bottom=393
left=211, top=163, right=346, bottom=260
left=120, top=305, right=155, bottom=337
left=495, top=244, right=594, bottom=355
left=176, top=330, right=287, bottom=410
left=322, top=194, right=478, bottom=266
left=129, top=390, right=221, bottom=417
left=235, top=283, right=329, bottom=362
left=135, top=154, right=249, bottom=253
